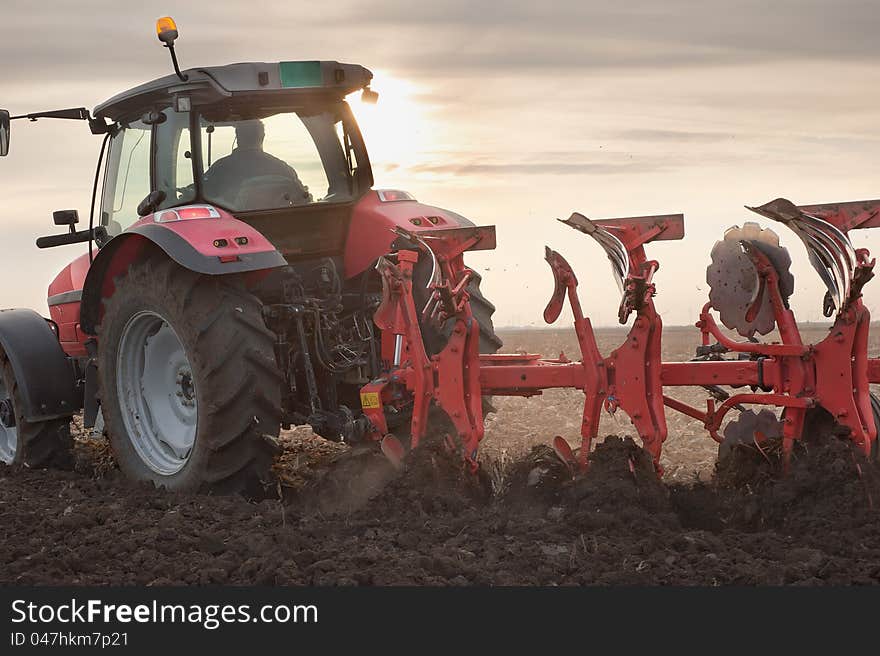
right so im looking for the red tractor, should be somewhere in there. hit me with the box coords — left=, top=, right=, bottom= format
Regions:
left=0, top=18, right=499, bottom=492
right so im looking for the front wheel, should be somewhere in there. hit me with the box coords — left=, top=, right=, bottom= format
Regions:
left=97, top=258, right=282, bottom=493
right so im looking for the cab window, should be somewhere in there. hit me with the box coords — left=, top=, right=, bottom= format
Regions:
left=101, top=119, right=151, bottom=236
left=155, top=108, right=196, bottom=209
left=196, top=109, right=353, bottom=213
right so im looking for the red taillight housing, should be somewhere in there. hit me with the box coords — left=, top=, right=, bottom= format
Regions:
left=377, top=189, right=415, bottom=203
left=155, top=205, right=221, bottom=223
left=177, top=206, right=217, bottom=220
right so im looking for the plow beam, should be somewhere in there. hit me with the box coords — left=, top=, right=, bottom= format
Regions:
left=661, top=360, right=760, bottom=387
left=479, top=358, right=585, bottom=394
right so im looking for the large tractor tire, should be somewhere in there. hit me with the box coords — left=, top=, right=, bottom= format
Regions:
left=0, top=350, right=72, bottom=467
left=464, top=271, right=504, bottom=354
left=97, top=258, right=282, bottom=494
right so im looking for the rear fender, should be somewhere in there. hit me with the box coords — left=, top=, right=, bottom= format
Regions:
left=80, top=206, right=286, bottom=334
left=0, top=309, right=79, bottom=421
left=345, top=191, right=487, bottom=278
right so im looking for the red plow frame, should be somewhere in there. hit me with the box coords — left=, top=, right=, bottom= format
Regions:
left=360, top=198, right=880, bottom=473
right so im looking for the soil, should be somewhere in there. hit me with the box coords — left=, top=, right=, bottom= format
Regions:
left=2, top=325, right=879, bottom=586
left=1, top=425, right=879, bottom=586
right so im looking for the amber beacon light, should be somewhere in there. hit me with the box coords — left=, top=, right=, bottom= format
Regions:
left=155, top=17, right=188, bottom=81
left=156, top=16, right=179, bottom=45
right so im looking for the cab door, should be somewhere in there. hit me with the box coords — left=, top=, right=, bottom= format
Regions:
left=99, top=118, right=152, bottom=237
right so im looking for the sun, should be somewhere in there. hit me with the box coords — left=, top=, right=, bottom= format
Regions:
left=348, top=70, right=436, bottom=183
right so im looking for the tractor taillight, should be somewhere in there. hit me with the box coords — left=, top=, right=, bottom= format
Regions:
left=377, top=189, right=415, bottom=203
left=154, top=205, right=220, bottom=223
left=177, top=206, right=218, bottom=220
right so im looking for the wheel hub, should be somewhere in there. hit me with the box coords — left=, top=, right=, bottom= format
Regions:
left=116, top=311, right=197, bottom=476
left=176, top=369, right=195, bottom=406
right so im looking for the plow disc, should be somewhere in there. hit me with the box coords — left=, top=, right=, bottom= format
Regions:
left=707, top=222, right=794, bottom=337
left=720, top=409, right=783, bottom=459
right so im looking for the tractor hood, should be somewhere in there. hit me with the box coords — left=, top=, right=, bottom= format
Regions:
left=344, top=190, right=485, bottom=277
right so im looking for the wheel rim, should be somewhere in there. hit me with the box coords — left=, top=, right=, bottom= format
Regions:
left=116, top=310, right=197, bottom=475
left=0, top=379, right=17, bottom=464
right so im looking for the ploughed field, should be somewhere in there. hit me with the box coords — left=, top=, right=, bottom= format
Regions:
left=1, top=326, right=879, bottom=585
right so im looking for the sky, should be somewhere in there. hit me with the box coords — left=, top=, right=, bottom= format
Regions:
left=2, top=0, right=879, bottom=327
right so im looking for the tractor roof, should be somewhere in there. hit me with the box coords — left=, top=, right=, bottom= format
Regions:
left=94, top=61, right=373, bottom=122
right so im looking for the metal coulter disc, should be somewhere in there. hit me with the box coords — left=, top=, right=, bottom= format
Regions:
left=719, top=408, right=783, bottom=459
left=706, top=222, right=794, bottom=337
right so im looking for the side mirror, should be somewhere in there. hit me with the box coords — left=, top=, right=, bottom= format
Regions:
left=0, top=109, right=9, bottom=156
left=37, top=210, right=102, bottom=249
left=53, top=209, right=79, bottom=227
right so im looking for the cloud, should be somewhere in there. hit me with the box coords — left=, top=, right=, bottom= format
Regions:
left=409, top=160, right=665, bottom=176
left=612, top=129, right=735, bottom=143
left=348, top=0, right=880, bottom=71
left=2, top=0, right=878, bottom=91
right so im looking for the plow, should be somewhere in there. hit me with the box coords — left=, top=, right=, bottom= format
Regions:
left=0, top=17, right=877, bottom=495
left=364, top=197, right=880, bottom=475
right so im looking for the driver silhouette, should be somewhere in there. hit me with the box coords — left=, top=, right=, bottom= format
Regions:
left=202, top=119, right=311, bottom=207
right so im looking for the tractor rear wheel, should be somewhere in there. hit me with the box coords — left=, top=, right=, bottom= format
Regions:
left=462, top=271, right=504, bottom=354
left=0, top=350, right=72, bottom=467
left=97, top=258, right=282, bottom=494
